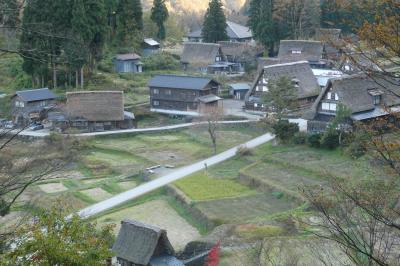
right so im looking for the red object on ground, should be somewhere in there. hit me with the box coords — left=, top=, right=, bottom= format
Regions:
left=205, top=241, right=221, bottom=266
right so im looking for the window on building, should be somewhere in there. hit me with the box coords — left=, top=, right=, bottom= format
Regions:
left=215, top=56, right=222, bottom=62
left=322, top=102, right=337, bottom=111
left=262, top=86, right=268, bottom=92
left=254, top=103, right=259, bottom=108
left=153, top=100, right=159, bottom=106
left=291, top=50, right=302, bottom=54
left=15, top=101, right=25, bottom=108
left=166, top=89, right=171, bottom=95
left=373, top=95, right=381, bottom=105
left=39, top=100, right=47, bottom=107
left=153, top=89, right=159, bottom=94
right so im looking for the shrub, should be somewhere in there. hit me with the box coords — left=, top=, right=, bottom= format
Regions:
left=272, top=191, right=284, bottom=199
left=321, top=130, right=340, bottom=149
left=236, top=146, right=254, bottom=157
left=292, top=132, right=307, bottom=145
left=307, top=134, right=322, bottom=148
left=272, top=120, right=299, bottom=143
left=344, top=131, right=368, bottom=158
left=142, top=52, right=180, bottom=71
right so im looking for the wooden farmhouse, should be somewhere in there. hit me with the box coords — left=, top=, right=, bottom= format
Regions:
left=49, top=91, right=135, bottom=132
left=143, top=38, right=160, bottom=56
left=228, top=83, right=250, bottom=100
left=148, top=75, right=222, bottom=116
left=306, top=74, right=400, bottom=133
left=245, top=61, right=320, bottom=112
left=11, top=88, right=57, bottom=126
left=186, top=21, right=253, bottom=43
left=114, top=53, right=143, bottom=73
left=218, top=41, right=263, bottom=73
left=112, top=220, right=183, bottom=266
left=277, top=40, right=326, bottom=68
left=181, top=42, right=242, bottom=74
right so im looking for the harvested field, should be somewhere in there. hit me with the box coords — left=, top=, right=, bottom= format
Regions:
left=38, top=183, right=68, bottom=193
left=80, top=188, right=113, bottom=202
left=82, top=178, right=108, bottom=184
left=97, top=200, right=200, bottom=250
left=196, top=193, right=298, bottom=223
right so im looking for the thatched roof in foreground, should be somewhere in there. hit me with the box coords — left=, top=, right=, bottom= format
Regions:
left=181, top=42, right=221, bottom=66
left=112, top=220, right=175, bottom=265
left=67, top=91, right=124, bottom=122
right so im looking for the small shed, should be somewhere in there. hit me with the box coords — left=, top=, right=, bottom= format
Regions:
left=114, top=53, right=143, bottom=73
left=228, top=83, right=250, bottom=100
left=112, top=219, right=183, bottom=266
left=143, top=38, right=160, bottom=56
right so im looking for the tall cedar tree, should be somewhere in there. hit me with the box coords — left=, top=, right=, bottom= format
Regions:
left=151, top=0, right=169, bottom=40
left=248, top=0, right=277, bottom=55
left=117, top=0, right=143, bottom=47
left=201, top=0, right=228, bottom=43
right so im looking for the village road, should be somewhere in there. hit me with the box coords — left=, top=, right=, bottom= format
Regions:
left=76, top=132, right=275, bottom=218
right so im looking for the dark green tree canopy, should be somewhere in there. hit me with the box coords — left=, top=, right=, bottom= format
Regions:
left=117, top=0, right=143, bottom=46
left=201, top=0, right=228, bottom=43
left=151, top=0, right=169, bottom=40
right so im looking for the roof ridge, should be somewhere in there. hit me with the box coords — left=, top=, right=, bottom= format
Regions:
left=263, top=60, right=309, bottom=69
left=17, top=87, right=49, bottom=93
left=153, top=74, right=212, bottom=80
left=183, top=42, right=220, bottom=47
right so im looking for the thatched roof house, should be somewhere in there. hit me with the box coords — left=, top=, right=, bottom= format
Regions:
left=306, top=74, right=400, bottom=132
left=315, top=28, right=343, bottom=60
left=112, top=220, right=181, bottom=266
left=67, top=91, right=125, bottom=121
left=218, top=41, right=262, bottom=63
left=245, top=61, right=320, bottom=112
left=181, top=42, right=222, bottom=67
left=278, top=40, right=323, bottom=64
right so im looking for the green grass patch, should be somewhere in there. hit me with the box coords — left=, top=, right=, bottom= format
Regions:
left=174, top=172, right=255, bottom=201
left=72, top=191, right=97, bottom=204
left=234, top=224, right=285, bottom=240
left=101, top=182, right=123, bottom=194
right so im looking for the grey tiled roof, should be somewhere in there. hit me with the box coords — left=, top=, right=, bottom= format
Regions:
left=148, top=75, right=219, bottom=90
left=112, top=220, right=175, bottom=265
left=14, top=88, right=56, bottom=102
left=187, top=21, right=252, bottom=39
left=115, top=53, right=141, bottom=61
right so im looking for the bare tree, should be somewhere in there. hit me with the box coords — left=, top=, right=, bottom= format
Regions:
left=200, top=105, right=223, bottom=155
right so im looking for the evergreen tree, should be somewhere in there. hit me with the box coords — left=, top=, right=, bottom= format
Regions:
left=117, top=0, right=143, bottom=47
left=247, top=0, right=277, bottom=54
left=201, top=0, right=228, bottom=43
left=150, top=0, right=169, bottom=41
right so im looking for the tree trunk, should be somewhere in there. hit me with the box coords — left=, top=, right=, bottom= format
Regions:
left=75, top=70, right=79, bottom=89
left=41, top=76, right=44, bottom=88
left=80, top=67, right=84, bottom=89
left=53, top=62, right=57, bottom=88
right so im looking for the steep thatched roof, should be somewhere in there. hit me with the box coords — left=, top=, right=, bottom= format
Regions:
left=112, top=220, right=175, bottom=265
left=181, top=42, right=221, bottom=66
left=307, top=74, right=400, bottom=119
left=218, top=41, right=262, bottom=61
left=247, top=61, right=320, bottom=101
left=114, top=53, right=141, bottom=61
left=66, top=91, right=124, bottom=122
left=278, top=40, right=323, bottom=62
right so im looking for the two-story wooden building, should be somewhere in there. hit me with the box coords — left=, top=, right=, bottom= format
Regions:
left=245, top=61, right=320, bottom=113
left=11, top=88, right=57, bottom=126
left=306, top=74, right=400, bottom=133
left=148, top=75, right=222, bottom=116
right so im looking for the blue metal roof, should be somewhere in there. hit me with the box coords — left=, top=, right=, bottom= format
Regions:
left=149, top=256, right=185, bottom=266
left=229, top=83, right=251, bottom=91
left=14, top=88, right=56, bottom=102
left=148, top=75, right=219, bottom=90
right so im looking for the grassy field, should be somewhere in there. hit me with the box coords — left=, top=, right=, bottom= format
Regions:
left=175, top=172, right=256, bottom=201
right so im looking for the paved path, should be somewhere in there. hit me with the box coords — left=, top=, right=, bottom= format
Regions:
left=14, top=120, right=258, bottom=138
left=77, top=132, right=274, bottom=218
